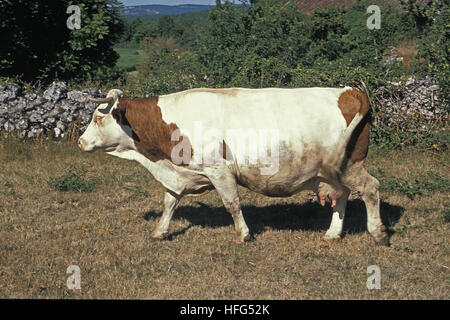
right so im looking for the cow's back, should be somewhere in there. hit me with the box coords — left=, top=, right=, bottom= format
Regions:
left=158, top=87, right=350, bottom=145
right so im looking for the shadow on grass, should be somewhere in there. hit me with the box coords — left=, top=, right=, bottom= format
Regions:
left=143, top=199, right=404, bottom=239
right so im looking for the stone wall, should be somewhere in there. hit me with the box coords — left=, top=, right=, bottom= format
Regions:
left=372, top=76, right=444, bottom=120
left=371, top=76, right=447, bottom=138
left=0, top=81, right=106, bottom=139
left=0, top=78, right=447, bottom=140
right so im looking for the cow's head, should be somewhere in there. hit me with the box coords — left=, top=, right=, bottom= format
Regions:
left=78, top=89, right=135, bottom=153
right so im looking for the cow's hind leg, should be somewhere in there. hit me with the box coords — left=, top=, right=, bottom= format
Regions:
left=205, top=169, right=250, bottom=243
left=361, top=171, right=389, bottom=246
left=323, top=185, right=350, bottom=240
left=152, top=190, right=181, bottom=239
left=343, top=161, right=389, bottom=246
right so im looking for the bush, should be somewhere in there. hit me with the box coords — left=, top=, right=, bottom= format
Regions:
left=133, top=37, right=204, bottom=95
left=417, top=2, right=450, bottom=107
left=48, top=169, right=97, bottom=193
left=196, top=0, right=419, bottom=89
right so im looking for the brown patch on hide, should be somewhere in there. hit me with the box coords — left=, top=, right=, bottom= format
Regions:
left=338, top=88, right=370, bottom=163
left=337, top=88, right=369, bottom=126
left=113, top=97, right=193, bottom=165
left=93, top=115, right=104, bottom=126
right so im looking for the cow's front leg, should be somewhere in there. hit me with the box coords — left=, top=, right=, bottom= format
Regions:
left=151, top=190, right=181, bottom=239
left=205, top=169, right=250, bottom=243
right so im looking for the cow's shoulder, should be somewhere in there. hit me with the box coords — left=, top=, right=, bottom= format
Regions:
left=113, top=97, right=193, bottom=165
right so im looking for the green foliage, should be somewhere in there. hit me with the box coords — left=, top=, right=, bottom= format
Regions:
left=198, top=2, right=253, bottom=86
left=416, top=1, right=450, bottom=106
left=380, top=171, right=450, bottom=199
left=444, top=207, right=450, bottom=223
left=382, top=178, right=423, bottom=199
left=398, top=0, right=449, bottom=106
left=48, top=168, right=97, bottom=193
left=196, top=0, right=417, bottom=88
left=123, top=185, right=149, bottom=198
left=133, top=37, right=204, bottom=95
left=0, top=0, right=124, bottom=84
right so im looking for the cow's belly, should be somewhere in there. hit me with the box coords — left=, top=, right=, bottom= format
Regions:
left=235, top=156, right=322, bottom=197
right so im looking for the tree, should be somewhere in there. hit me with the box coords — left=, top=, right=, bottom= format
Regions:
left=199, top=0, right=311, bottom=87
left=158, top=15, right=183, bottom=39
left=136, top=37, right=203, bottom=95
left=122, top=17, right=143, bottom=43
left=0, top=0, right=124, bottom=84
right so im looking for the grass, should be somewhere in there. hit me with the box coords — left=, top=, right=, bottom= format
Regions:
left=0, top=138, right=448, bottom=299
left=380, top=172, right=449, bottom=200
left=396, top=40, right=418, bottom=70
left=48, top=167, right=97, bottom=193
left=114, top=47, right=142, bottom=72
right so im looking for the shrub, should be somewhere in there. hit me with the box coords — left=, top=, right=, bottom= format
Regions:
left=48, top=169, right=97, bottom=192
left=418, top=2, right=450, bottom=107
left=134, top=37, right=204, bottom=95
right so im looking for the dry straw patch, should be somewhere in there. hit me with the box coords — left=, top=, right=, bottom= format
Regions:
left=396, top=40, right=418, bottom=69
left=0, top=139, right=448, bottom=299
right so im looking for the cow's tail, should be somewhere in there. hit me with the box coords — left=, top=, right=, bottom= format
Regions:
left=321, top=88, right=370, bottom=182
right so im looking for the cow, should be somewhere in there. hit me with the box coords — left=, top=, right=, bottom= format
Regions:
left=78, top=87, right=388, bottom=245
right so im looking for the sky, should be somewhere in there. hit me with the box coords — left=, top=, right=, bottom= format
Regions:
left=120, top=0, right=217, bottom=5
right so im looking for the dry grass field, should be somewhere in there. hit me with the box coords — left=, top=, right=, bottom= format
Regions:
left=0, top=137, right=448, bottom=299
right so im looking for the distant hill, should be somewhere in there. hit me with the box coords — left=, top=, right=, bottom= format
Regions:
left=282, top=0, right=431, bottom=14
left=121, top=1, right=431, bottom=18
left=122, top=4, right=213, bottom=17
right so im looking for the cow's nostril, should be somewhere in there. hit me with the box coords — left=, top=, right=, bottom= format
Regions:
left=77, top=138, right=83, bottom=150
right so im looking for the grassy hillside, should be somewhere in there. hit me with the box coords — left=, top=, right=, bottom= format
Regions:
left=114, top=47, right=142, bottom=72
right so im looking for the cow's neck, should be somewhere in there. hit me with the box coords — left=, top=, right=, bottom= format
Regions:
left=106, top=149, right=185, bottom=194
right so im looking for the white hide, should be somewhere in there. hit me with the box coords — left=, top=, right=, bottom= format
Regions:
left=157, top=87, right=357, bottom=196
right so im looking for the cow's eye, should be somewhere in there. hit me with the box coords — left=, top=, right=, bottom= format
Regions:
left=94, top=116, right=104, bottom=125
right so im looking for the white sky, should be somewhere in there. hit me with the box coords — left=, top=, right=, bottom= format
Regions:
left=120, top=0, right=217, bottom=5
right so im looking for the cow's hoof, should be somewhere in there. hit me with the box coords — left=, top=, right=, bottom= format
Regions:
left=323, top=232, right=342, bottom=241
left=374, top=232, right=390, bottom=247
left=151, top=232, right=167, bottom=240
left=235, top=233, right=251, bottom=244
left=372, top=226, right=390, bottom=246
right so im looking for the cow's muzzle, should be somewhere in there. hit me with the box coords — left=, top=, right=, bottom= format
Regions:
left=77, top=138, right=85, bottom=151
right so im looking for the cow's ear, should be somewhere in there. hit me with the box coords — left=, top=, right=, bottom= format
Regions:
left=112, top=107, right=130, bottom=127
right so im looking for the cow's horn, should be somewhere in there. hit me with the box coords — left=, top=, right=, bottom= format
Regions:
left=88, top=97, right=115, bottom=104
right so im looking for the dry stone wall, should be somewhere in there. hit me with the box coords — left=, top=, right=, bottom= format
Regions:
left=0, top=78, right=447, bottom=140
left=371, top=76, right=447, bottom=141
left=0, top=81, right=106, bottom=139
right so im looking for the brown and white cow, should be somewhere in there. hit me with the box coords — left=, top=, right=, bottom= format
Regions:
left=78, top=87, right=388, bottom=245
